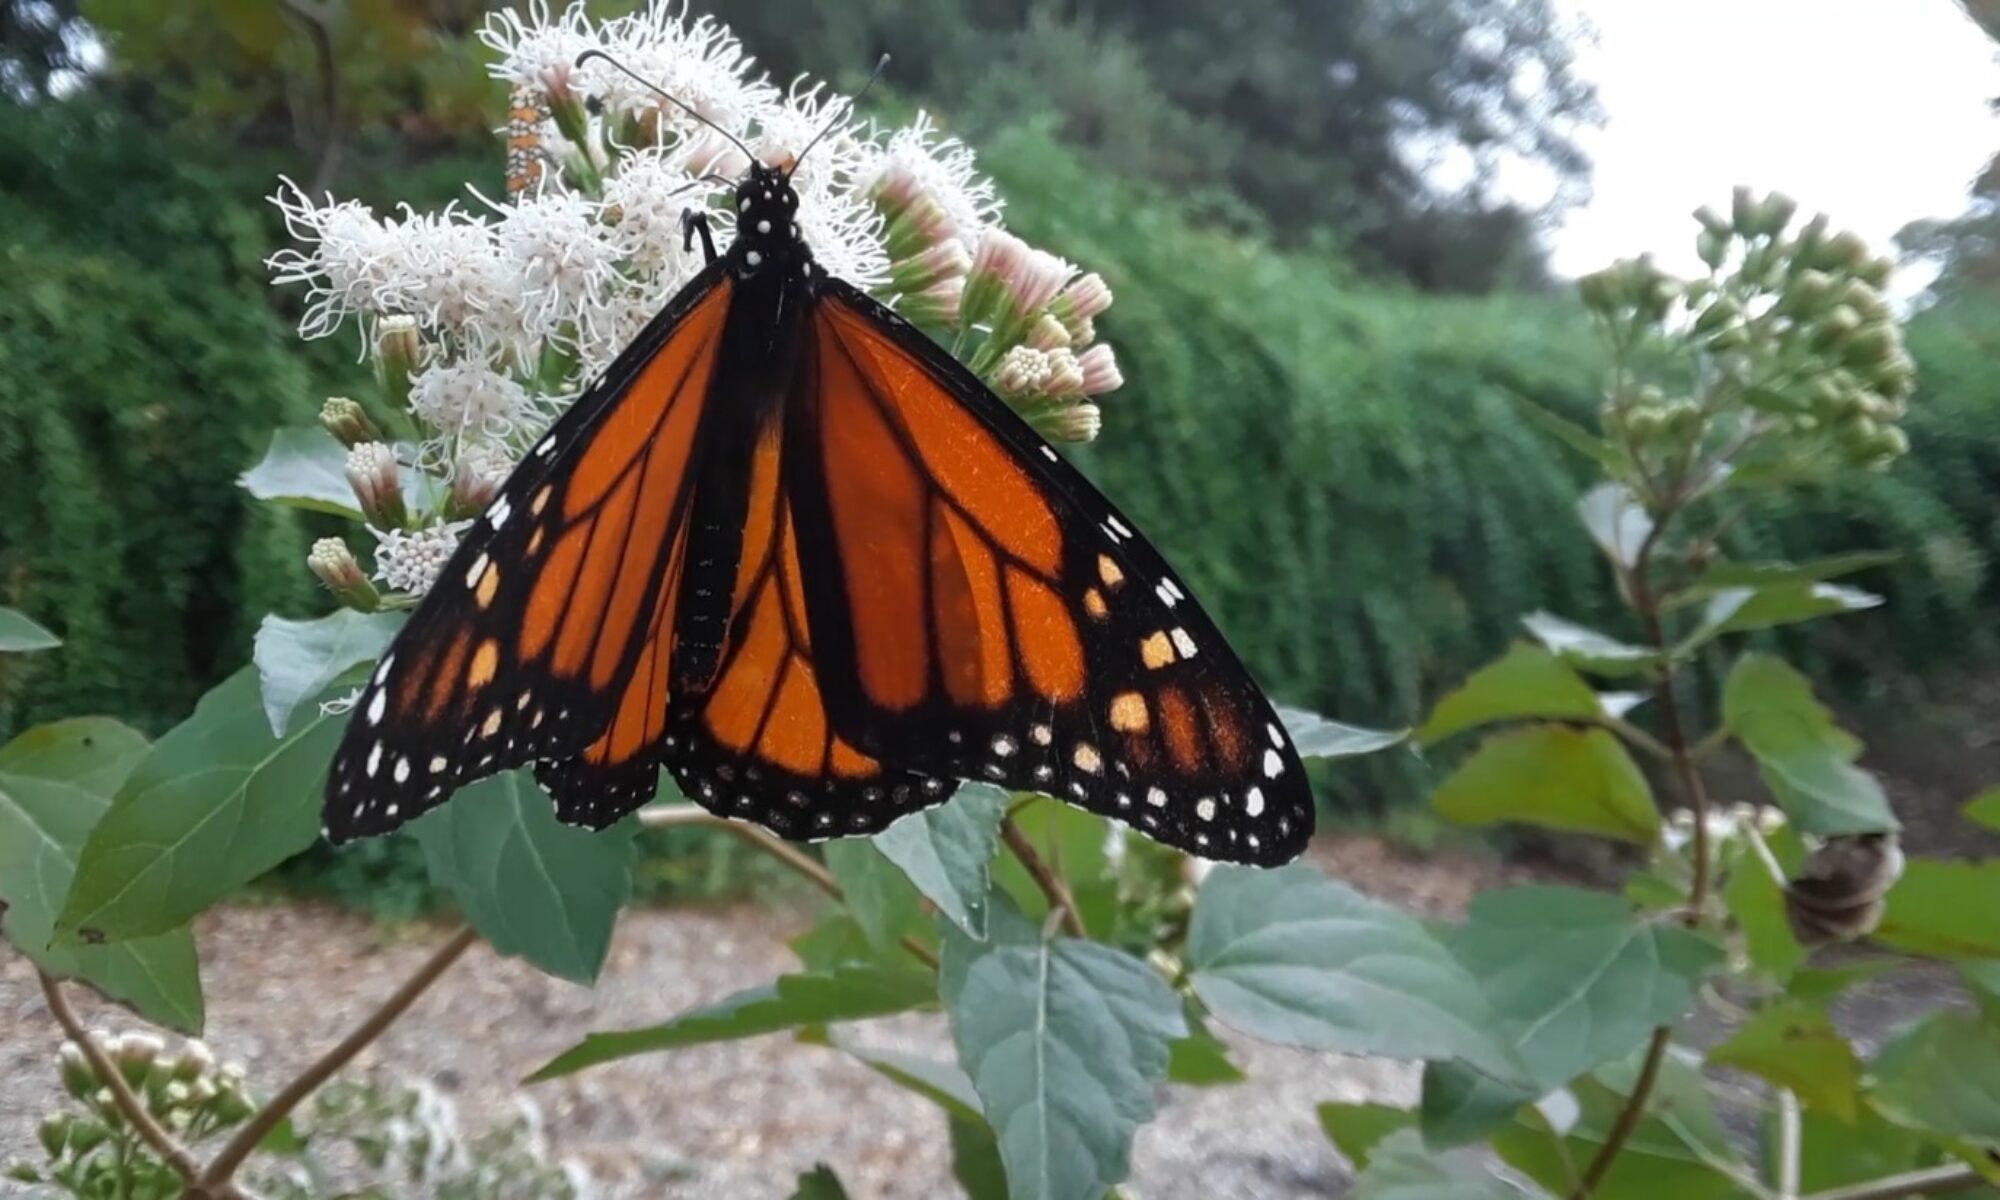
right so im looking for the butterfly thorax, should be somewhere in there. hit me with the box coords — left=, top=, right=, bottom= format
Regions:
left=729, top=165, right=814, bottom=283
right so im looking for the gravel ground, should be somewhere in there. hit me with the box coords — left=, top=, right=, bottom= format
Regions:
left=0, top=834, right=1962, bottom=1198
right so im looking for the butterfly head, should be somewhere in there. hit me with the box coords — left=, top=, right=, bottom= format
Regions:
left=730, top=164, right=808, bottom=276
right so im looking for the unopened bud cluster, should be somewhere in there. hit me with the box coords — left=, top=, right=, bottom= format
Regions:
left=1582, top=189, right=1914, bottom=487
left=6, top=1032, right=256, bottom=1192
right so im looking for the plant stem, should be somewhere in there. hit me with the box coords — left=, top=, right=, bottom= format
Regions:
left=1568, top=1025, right=1672, bottom=1200
left=1571, top=507, right=1718, bottom=1200
left=1777, top=1087, right=1801, bottom=1199
left=1802, top=1166, right=1984, bottom=1200
left=36, top=971, right=212, bottom=1193
left=1000, top=816, right=1085, bottom=937
left=641, top=804, right=941, bottom=969
left=192, top=924, right=479, bottom=1191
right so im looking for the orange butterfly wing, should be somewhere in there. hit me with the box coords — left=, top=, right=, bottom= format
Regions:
left=322, top=267, right=732, bottom=842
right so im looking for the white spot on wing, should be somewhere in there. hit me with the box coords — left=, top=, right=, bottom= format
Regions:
left=1146, top=786, right=1167, bottom=808
left=372, top=654, right=395, bottom=685
left=1108, top=515, right=1134, bottom=538
left=488, top=496, right=512, bottom=529
left=1268, top=722, right=1285, bottom=749
left=393, top=756, right=411, bottom=783
left=1245, top=786, right=1266, bottom=817
left=1196, top=797, right=1216, bottom=821
left=466, top=552, right=490, bottom=589
left=1171, top=628, right=1198, bottom=658
left=1263, top=748, right=1283, bottom=778
left=366, top=690, right=387, bottom=725
left=366, top=742, right=383, bottom=778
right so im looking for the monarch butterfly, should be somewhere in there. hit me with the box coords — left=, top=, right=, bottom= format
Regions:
left=323, top=62, right=1314, bottom=865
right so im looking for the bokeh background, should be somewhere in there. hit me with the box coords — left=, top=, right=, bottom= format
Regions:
left=5, top=0, right=2000, bottom=882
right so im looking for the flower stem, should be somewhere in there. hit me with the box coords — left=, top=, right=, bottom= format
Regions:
left=36, top=971, right=211, bottom=1194
left=1568, top=1025, right=1672, bottom=1200
left=192, top=924, right=479, bottom=1191
left=1801, top=1166, right=1985, bottom=1200
left=1000, top=815, right=1085, bottom=937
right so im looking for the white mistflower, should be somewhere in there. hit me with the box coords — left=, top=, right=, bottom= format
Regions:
left=793, top=171, right=890, bottom=290
left=408, top=361, right=536, bottom=450
left=267, top=182, right=404, bottom=340
left=751, top=80, right=863, bottom=191
left=373, top=521, right=471, bottom=596
left=600, top=147, right=715, bottom=281
left=855, top=112, right=1001, bottom=243
left=492, top=188, right=621, bottom=345
left=479, top=0, right=599, bottom=100
left=601, top=7, right=776, bottom=132
left=388, top=206, right=509, bottom=340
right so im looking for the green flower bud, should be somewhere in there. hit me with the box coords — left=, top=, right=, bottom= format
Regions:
left=373, top=315, right=424, bottom=412
left=1625, top=407, right=1667, bottom=441
left=1784, top=268, right=1836, bottom=316
left=1844, top=321, right=1900, bottom=369
left=1791, top=213, right=1830, bottom=267
left=3, top=1161, right=40, bottom=1184
left=308, top=537, right=381, bottom=613
left=1756, top=192, right=1798, bottom=238
left=320, top=397, right=382, bottom=448
left=37, top=1114, right=70, bottom=1157
left=1709, top=322, right=1751, bottom=352
left=1819, top=231, right=1871, bottom=273
left=1694, top=204, right=1732, bottom=238
left=1578, top=265, right=1624, bottom=315
left=1731, top=186, right=1759, bottom=234
left=1858, top=256, right=1894, bottom=289
left=1694, top=296, right=1740, bottom=336
left=1696, top=228, right=1729, bottom=269
left=57, top=1042, right=96, bottom=1099
left=64, top=1122, right=107, bottom=1155
left=1665, top=399, right=1705, bottom=436
left=1873, top=425, right=1910, bottom=459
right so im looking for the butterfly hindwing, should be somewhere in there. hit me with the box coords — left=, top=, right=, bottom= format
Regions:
left=781, top=280, right=1315, bottom=865
left=321, top=265, right=733, bottom=841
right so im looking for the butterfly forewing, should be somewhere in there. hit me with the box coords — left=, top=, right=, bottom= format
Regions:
left=321, top=265, right=732, bottom=841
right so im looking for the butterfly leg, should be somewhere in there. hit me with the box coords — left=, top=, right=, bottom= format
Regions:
left=681, top=209, right=719, bottom=265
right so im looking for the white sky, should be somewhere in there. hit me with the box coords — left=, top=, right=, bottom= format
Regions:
left=1539, top=0, right=2000, bottom=289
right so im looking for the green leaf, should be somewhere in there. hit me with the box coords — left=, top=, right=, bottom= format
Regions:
left=1707, top=1000, right=1859, bottom=1120
left=789, top=911, right=891, bottom=972
left=1417, top=643, right=1602, bottom=745
left=1493, top=1050, right=1747, bottom=1200
left=1685, top=583, right=1881, bottom=646
left=825, top=837, right=929, bottom=953
left=1519, top=611, right=1661, bottom=677
left=1723, top=845, right=1805, bottom=982
left=1577, top=482, right=1653, bottom=569
left=872, top=782, right=1007, bottom=939
left=1419, top=1060, right=1538, bottom=1148
left=940, top=895, right=1185, bottom=1200
left=252, top=610, right=405, bottom=736
left=1317, top=1102, right=1416, bottom=1171
left=1696, top=551, right=1898, bottom=590
left=789, top=1165, right=849, bottom=1200
left=1166, top=1021, right=1246, bottom=1086
left=412, top=770, right=636, bottom=983
left=0, top=719, right=202, bottom=1032
left=816, top=1028, right=1008, bottom=1200
left=1875, top=860, right=2000, bottom=959
left=529, top=962, right=936, bottom=1080
left=1277, top=705, right=1408, bottom=758
left=993, top=798, right=1115, bottom=937
left=1965, top=787, right=2000, bottom=832
left=58, top=668, right=349, bottom=943
left=1433, top=726, right=1660, bottom=844
left=1721, top=654, right=1899, bottom=836
left=1186, top=865, right=1520, bottom=1079
left=237, top=427, right=367, bottom=518
left=0, top=606, right=60, bottom=652
left=1869, top=1012, right=2000, bottom=1141
left=1787, top=1109, right=1930, bottom=1193
left=1508, top=391, right=1622, bottom=472
left=1446, top=887, right=1721, bottom=1094
left=1352, top=1129, right=1550, bottom=1199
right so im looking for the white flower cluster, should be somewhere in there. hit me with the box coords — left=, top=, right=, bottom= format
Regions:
left=269, top=0, right=1120, bottom=602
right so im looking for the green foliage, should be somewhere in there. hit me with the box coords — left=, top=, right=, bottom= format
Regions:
left=1432, top=727, right=1659, bottom=844
left=0, top=102, right=318, bottom=738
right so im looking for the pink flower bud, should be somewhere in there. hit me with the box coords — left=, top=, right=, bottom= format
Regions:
left=1077, top=344, right=1124, bottom=395
left=345, top=442, right=407, bottom=529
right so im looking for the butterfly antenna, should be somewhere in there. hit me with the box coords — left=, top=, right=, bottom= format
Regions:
left=575, top=49, right=756, bottom=164
left=787, top=53, right=891, bottom=180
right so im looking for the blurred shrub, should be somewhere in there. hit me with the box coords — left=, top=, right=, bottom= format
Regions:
left=0, top=103, right=319, bottom=735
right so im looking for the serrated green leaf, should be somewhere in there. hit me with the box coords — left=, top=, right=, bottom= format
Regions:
left=1965, top=787, right=2000, bottom=833
left=872, top=783, right=1006, bottom=940
left=1447, top=887, right=1720, bottom=1095
left=412, top=770, right=635, bottom=983
left=1869, top=1012, right=2000, bottom=1141
left=1721, top=654, right=1898, bottom=836
left=1186, top=865, right=1520, bottom=1079
left=1707, top=1000, right=1859, bottom=1120
left=825, top=838, right=928, bottom=953
left=253, top=611, right=405, bottom=736
left=940, top=895, right=1185, bottom=1200
left=1352, top=1129, right=1550, bottom=1199
left=1317, top=1102, right=1416, bottom=1171
left=1786, top=1109, right=1930, bottom=1193
left=1277, top=706, right=1408, bottom=758
left=789, top=1165, right=849, bottom=1200
left=529, top=962, right=936, bottom=1080
left=1519, top=612, right=1661, bottom=677
left=1577, top=482, right=1653, bottom=569
left=58, top=669, right=349, bottom=943
left=1685, top=583, right=1881, bottom=647
left=789, top=911, right=889, bottom=972
left=0, top=606, right=60, bottom=652
left=1419, top=1060, right=1537, bottom=1148
left=1875, top=860, right=2000, bottom=959
left=817, top=1028, right=1008, bottom=1200
left=1417, top=643, right=1602, bottom=746
left=1696, top=552, right=1899, bottom=590
left=1723, top=846, right=1805, bottom=982
left=1166, top=1020, right=1246, bottom=1086
left=1434, top=727, right=1660, bottom=844
left=0, top=719, right=202, bottom=1032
